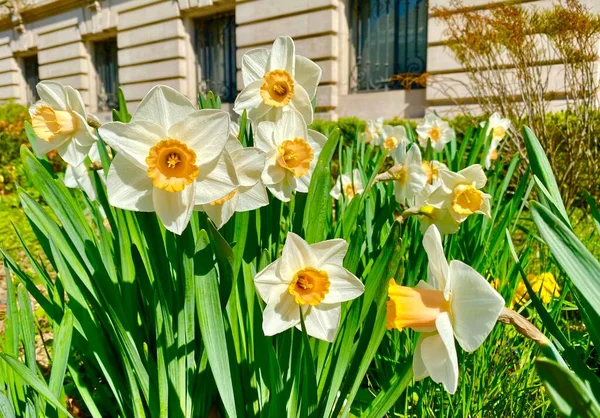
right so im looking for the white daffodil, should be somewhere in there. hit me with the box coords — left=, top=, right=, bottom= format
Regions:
left=29, top=81, right=96, bottom=166
left=381, top=125, right=408, bottom=151
left=403, top=185, right=460, bottom=235
left=201, top=139, right=269, bottom=228
left=98, top=85, right=236, bottom=235
left=390, top=142, right=427, bottom=204
left=364, top=118, right=384, bottom=145
left=255, top=109, right=326, bottom=202
left=254, top=232, right=364, bottom=342
left=482, top=113, right=510, bottom=169
left=64, top=143, right=103, bottom=200
left=233, top=36, right=321, bottom=124
left=421, top=160, right=448, bottom=187
left=330, top=169, right=364, bottom=201
left=387, top=225, right=505, bottom=394
left=416, top=114, right=454, bottom=152
left=427, top=165, right=491, bottom=223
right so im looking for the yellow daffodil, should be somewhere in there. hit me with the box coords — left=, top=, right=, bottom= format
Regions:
left=416, top=114, right=454, bottom=152
left=98, top=85, right=236, bottom=235
left=254, top=232, right=364, bottom=342
left=421, top=160, right=447, bottom=187
left=29, top=81, right=96, bottom=166
left=233, top=36, right=321, bottom=124
left=201, top=139, right=269, bottom=228
left=402, top=184, right=460, bottom=234
left=255, top=109, right=326, bottom=202
left=387, top=225, right=505, bottom=393
left=428, top=165, right=491, bottom=223
left=330, top=169, right=364, bottom=201
left=390, top=142, right=427, bottom=204
left=513, top=272, right=560, bottom=306
left=482, top=112, right=510, bottom=169
left=381, top=125, right=408, bottom=151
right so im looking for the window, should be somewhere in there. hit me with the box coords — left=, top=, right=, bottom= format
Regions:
left=94, top=38, right=119, bottom=112
left=23, top=55, right=39, bottom=103
left=349, top=0, right=427, bottom=92
left=195, top=13, right=237, bottom=103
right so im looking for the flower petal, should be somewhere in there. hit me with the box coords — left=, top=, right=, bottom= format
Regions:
left=65, top=86, right=87, bottom=117
left=36, top=81, right=67, bottom=110
left=255, top=121, right=277, bottom=153
left=289, top=84, right=313, bottom=124
left=57, top=137, right=93, bottom=167
left=233, top=80, right=264, bottom=115
left=106, top=154, right=154, bottom=211
left=254, top=260, right=287, bottom=302
left=242, top=48, right=269, bottom=85
left=274, top=109, right=308, bottom=145
left=294, top=55, right=322, bottom=99
left=422, top=225, right=449, bottom=293
left=237, top=182, right=269, bottom=211
left=449, top=260, right=505, bottom=352
left=301, top=303, right=340, bottom=342
left=279, top=232, right=316, bottom=280
left=267, top=177, right=294, bottom=202
left=202, top=193, right=238, bottom=229
left=153, top=184, right=195, bottom=235
left=167, top=109, right=229, bottom=166
left=420, top=313, right=458, bottom=394
left=267, top=36, right=295, bottom=73
left=458, top=164, right=487, bottom=188
left=321, top=264, right=364, bottom=304
left=131, top=85, right=196, bottom=130
left=230, top=147, right=266, bottom=187
left=412, top=335, right=429, bottom=380
left=309, top=239, right=348, bottom=267
left=262, top=287, right=301, bottom=336
left=98, top=121, right=166, bottom=169
left=194, top=152, right=238, bottom=205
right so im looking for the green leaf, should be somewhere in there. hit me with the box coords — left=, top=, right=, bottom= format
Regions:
left=584, top=192, right=600, bottom=235
left=195, top=229, right=241, bottom=418
left=49, top=309, right=74, bottom=398
left=0, top=353, right=73, bottom=417
left=0, top=392, right=16, bottom=418
left=359, top=362, right=413, bottom=418
left=302, top=129, right=340, bottom=243
left=531, top=202, right=600, bottom=329
left=536, top=358, right=600, bottom=418
left=522, top=126, right=569, bottom=226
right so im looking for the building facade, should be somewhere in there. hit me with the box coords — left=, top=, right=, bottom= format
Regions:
left=0, top=0, right=596, bottom=121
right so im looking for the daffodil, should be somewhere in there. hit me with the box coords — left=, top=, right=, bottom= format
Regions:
left=387, top=225, right=505, bottom=393
left=482, top=112, right=510, bottom=169
left=403, top=185, right=460, bottom=234
left=254, top=232, right=364, bottom=342
left=416, top=114, right=454, bottom=152
left=421, top=160, right=447, bottom=187
left=29, top=81, right=96, bottom=166
left=98, top=85, right=236, bottom=235
left=64, top=143, right=103, bottom=201
left=428, top=165, right=491, bottom=223
left=255, top=109, right=326, bottom=202
left=364, top=118, right=384, bottom=144
left=513, top=272, right=560, bottom=307
left=381, top=125, right=408, bottom=151
left=201, top=139, right=269, bottom=228
left=390, top=142, right=427, bottom=204
left=330, top=169, right=364, bottom=201
left=233, top=36, right=321, bottom=124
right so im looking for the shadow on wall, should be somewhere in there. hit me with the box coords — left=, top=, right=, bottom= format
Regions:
left=337, top=89, right=426, bottom=120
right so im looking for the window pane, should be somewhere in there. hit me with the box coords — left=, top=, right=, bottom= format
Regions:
left=94, top=39, right=119, bottom=111
left=24, top=55, right=39, bottom=103
left=349, top=0, right=427, bottom=92
left=195, top=13, right=237, bottom=103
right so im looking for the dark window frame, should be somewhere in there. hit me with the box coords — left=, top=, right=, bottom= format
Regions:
left=93, top=38, right=119, bottom=112
left=349, top=0, right=428, bottom=93
left=195, top=12, right=237, bottom=103
left=23, top=55, right=39, bottom=104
